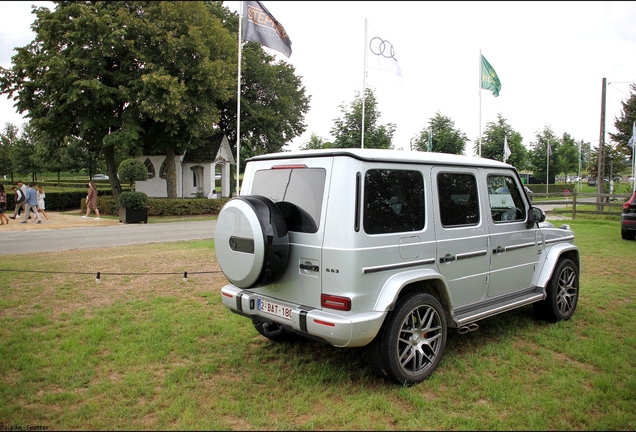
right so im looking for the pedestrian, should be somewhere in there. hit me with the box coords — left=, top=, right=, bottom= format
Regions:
left=10, top=185, right=25, bottom=219
left=21, top=183, right=41, bottom=224
left=35, top=184, right=51, bottom=223
left=207, top=189, right=218, bottom=199
left=82, top=180, right=100, bottom=220
left=18, top=180, right=29, bottom=218
left=0, top=184, right=9, bottom=225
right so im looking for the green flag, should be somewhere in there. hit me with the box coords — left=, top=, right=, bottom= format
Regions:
left=481, top=55, right=501, bottom=97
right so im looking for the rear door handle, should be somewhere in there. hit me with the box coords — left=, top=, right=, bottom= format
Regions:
left=439, top=253, right=456, bottom=263
left=493, top=246, right=505, bottom=254
left=300, top=263, right=319, bottom=272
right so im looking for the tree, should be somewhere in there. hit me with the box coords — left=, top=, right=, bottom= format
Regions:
left=528, top=126, right=563, bottom=183
left=559, top=133, right=580, bottom=177
left=331, top=88, right=395, bottom=149
left=471, top=114, right=526, bottom=169
left=0, top=123, right=20, bottom=181
left=609, top=83, right=636, bottom=162
left=1, top=1, right=238, bottom=199
left=118, top=158, right=148, bottom=190
left=413, top=111, right=467, bottom=155
left=300, top=132, right=329, bottom=150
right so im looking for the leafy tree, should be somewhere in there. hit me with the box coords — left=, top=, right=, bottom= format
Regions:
left=1, top=1, right=238, bottom=199
left=559, top=133, right=580, bottom=177
left=0, top=123, right=20, bottom=181
left=300, top=132, right=329, bottom=150
left=331, top=88, right=395, bottom=149
left=413, top=111, right=467, bottom=155
left=609, top=83, right=636, bottom=162
left=472, top=114, right=526, bottom=169
left=528, top=126, right=563, bottom=183
left=118, top=158, right=148, bottom=189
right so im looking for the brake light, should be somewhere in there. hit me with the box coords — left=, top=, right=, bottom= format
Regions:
left=625, top=193, right=636, bottom=210
left=272, top=164, right=307, bottom=170
left=321, top=294, right=351, bottom=311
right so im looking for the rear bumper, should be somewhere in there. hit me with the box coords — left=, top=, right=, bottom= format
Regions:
left=221, top=284, right=386, bottom=347
left=622, top=214, right=636, bottom=231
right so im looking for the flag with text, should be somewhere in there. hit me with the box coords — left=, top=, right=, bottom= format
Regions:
left=481, top=54, right=501, bottom=97
left=242, top=1, right=292, bottom=58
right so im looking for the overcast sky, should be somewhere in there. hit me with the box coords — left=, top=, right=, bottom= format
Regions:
left=2, top=1, right=635, bottom=156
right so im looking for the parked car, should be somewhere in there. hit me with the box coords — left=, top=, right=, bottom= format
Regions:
left=215, top=172, right=221, bottom=180
left=92, top=174, right=109, bottom=180
left=621, top=190, right=636, bottom=240
left=215, top=149, right=580, bottom=385
left=587, top=177, right=596, bottom=186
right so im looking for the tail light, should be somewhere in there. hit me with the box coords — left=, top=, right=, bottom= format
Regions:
left=321, top=294, right=351, bottom=311
left=625, top=193, right=636, bottom=211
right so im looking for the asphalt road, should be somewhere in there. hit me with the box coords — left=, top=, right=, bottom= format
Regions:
left=2, top=220, right=217, bottom=256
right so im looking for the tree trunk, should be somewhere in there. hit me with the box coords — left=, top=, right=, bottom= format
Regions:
left=104, top=144, right=122, bottom=200
left=165, top=146, right=178, bottom=199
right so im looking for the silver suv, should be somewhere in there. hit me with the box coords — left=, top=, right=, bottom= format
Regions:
left=216, top=149, right=580, bottom=385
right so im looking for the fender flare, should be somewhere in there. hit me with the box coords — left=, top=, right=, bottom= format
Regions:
left=534, top=243, right=580, bottom=288
left=373, top=268, right=453, bottom=314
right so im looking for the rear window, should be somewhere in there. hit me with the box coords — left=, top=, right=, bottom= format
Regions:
left=252, top=168, right=326, bottom=233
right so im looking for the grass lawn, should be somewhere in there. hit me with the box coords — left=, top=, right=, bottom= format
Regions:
left=0, top=220, right=635, bottom=430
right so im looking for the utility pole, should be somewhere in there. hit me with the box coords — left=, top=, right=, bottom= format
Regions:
left=597, top=78, right=606, bottom=211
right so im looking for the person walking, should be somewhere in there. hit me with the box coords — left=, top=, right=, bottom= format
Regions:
left=35, top=184, right=51, bottom=223
left=10, top=185, right=25, bottom=219
left=18, top=180, right=29, bottom=218
left=82, top=180, right=100, bottom=220
left=0, top=184, right=9, bottom=225
left=21, top=183, right=41, bottom=224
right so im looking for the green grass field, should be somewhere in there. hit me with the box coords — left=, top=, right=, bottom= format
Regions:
left=0, top=219, right=635, bottom=430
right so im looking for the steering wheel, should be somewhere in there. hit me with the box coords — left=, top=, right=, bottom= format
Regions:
left=501, top=209, right=518, bottom=221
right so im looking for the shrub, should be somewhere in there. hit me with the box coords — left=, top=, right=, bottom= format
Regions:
left=118, top=159, right=148, bottom=189
left=117, top=191, right=149, bottom=210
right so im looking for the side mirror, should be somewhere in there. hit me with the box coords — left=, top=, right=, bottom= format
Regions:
left=526, top=207, right=546, bottom=229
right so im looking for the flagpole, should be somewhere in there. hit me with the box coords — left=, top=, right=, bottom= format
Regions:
left=546, top=141, right=550, bottom=196
left=361, top=18, right=367, bottom=149
left=478, top=49, right=482, bottom=158
left=236, top=1, right=243, bottom=196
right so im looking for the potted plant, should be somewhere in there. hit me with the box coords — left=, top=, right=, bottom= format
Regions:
left=118, top=191, right=149, bottom=224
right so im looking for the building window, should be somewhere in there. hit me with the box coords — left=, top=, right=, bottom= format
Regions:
left=144, top=158, right=155, bottom=179
left=159, top=162, right=167, bottom=179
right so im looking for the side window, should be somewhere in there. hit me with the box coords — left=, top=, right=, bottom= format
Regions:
left=488, top=175, right=525, bottom=222
left=363, top=169, right=424, bottom=235
left=437, top=172, right=479, bottom=227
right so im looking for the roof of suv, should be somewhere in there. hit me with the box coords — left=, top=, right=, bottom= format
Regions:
left=247, top=148, right=512, bottom=169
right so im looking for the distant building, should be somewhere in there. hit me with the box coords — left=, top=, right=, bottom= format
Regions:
left=134, top=134, right=235, bottom=198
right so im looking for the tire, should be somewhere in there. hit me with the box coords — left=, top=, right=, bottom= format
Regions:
left=622, top=226, right=635, bottom=240
left=534, top=258, right=579, bottom=322
left=215, top=196, right=289, bottom=289
left=365, top=293, right=447, bottom=385
left=252, top=319, right=298, bottom=343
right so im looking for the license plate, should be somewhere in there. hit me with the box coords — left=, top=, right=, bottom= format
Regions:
left=258, top=298, right=292, bottom=321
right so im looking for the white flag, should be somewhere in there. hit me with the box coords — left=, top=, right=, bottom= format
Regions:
left=366, top=22, right=403, bottom=78
left=628, top=121, right=636, bottom=148
left=503, top=136, right=511, bottom=163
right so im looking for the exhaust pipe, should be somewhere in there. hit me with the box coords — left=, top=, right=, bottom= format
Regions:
left=457, top=323, right=479, bottom=334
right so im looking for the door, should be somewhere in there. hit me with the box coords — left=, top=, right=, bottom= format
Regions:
left=484, top=171, right=539, bottom=297
left=432, top=168, right=489, bottom=308
left=247, top=157, right=333, bottom=309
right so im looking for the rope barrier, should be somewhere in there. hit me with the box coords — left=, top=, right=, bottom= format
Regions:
left=0, top=268, right=223, bottom=283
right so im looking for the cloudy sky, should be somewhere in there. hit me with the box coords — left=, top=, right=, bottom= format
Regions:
left=2, top=1, right=635, bottom=156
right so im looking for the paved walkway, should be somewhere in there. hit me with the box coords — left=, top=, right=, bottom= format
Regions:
left=1, top=212, right=217, bottom=255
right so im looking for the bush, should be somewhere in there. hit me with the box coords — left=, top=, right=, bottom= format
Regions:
left=118, top=159, right=148, bottom=188
left=117, top=191, right=149, bottom=210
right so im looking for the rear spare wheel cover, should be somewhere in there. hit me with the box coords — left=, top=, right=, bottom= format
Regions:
left=215, top=196, right=289, bottom=288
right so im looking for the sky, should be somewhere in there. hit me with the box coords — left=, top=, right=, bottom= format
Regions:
left=1, top=1, right=635, bottom=157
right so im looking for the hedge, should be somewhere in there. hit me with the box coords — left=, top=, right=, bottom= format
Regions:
left=4, top=190, right=228, bottom=216
left=83, top=196, right=230, bottom=216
